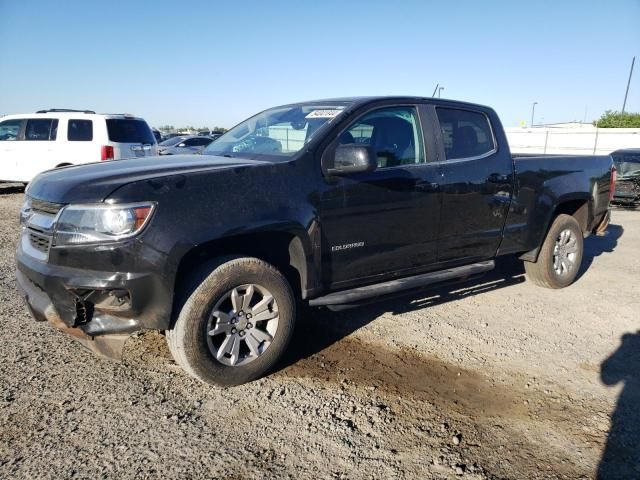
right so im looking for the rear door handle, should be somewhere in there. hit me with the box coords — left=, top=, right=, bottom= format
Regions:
left=487, top=173, right=509, bottom=183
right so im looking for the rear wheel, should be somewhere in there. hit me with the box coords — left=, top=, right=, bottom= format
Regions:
left=524, top=214, right=584, bottom=289
left=167, top=256, right=296, bottom=386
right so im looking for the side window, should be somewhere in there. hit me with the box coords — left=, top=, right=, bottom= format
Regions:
left=25, top=119, right=58, bottom=141
left=68, top=119, right=93, bottom=141
left=0, top=119, right=22, bottom=141
left=341, top=106, right=426, bottom=168
left=184, top=138, right=206, bottom=147
left=436, top=108, right=495, bottom=160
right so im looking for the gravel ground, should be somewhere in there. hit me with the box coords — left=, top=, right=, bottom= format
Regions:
left=1, top=186, right=639, bottom=479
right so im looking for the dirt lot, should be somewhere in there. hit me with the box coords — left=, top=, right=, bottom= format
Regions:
left=1, top=186, right=638, bottom=479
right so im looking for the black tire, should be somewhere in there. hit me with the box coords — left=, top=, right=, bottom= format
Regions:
left=524, top=214, right=584, bottom=289
left=166, top=256, right=296, bottom=386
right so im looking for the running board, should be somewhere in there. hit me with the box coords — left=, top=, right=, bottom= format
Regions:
left=309, top=260, right=495, bottom=306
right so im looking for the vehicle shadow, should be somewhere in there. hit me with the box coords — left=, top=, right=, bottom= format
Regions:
left=597, top=332, right=640, bottom=479
left=279, top=224, right=623, bottom=375
left=577, top=224, right=623, bottom=280
left=279, top=255, right=527, bottom=372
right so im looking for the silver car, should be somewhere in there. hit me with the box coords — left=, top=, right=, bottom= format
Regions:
left=157, top=135, right=213, bottom=155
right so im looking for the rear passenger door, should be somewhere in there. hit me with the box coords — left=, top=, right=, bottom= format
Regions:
left=16, top=118, right=59, bottom=181
left=434, top=106, right=513, bottom=264
left=66, top=118, right=96, bottom=165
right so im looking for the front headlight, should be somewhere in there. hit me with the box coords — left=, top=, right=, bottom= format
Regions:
left=54, top=202, right=156, bottom=246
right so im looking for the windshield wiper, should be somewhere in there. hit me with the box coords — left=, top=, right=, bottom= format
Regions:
left=222, top=154, right=234, bottom=158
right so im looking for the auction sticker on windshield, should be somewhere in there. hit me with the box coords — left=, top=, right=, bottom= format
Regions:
left=305, top=108, right=344, bottom=119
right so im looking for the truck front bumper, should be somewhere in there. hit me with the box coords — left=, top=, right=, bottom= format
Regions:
left=15, top=242, right=172, bottom=360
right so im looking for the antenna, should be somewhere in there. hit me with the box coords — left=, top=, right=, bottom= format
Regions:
left=431, top=83, right=439, bottom=97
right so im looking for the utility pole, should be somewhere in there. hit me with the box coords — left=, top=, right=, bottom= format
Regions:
left=530, top=102, right=538, bottom=127
left=622, top=56, right=635, bottom=114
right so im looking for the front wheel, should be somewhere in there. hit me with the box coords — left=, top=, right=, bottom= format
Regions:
left=524, top=214, right=584, bottom=289
left=167, top=256, right=296, bottom=386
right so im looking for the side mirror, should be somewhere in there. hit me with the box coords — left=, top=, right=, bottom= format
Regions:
left=327, top=144, right=377, bottom=175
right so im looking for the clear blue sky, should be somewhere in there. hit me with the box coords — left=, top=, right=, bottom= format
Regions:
left=1, top=0, right=638, bottom=128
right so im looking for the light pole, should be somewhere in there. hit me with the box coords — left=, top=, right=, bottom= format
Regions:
left=530, top=102, right=538, bottom=127
left=438, top=87, right=444, bottom=98
left=622, top=56, right=635, bottom=114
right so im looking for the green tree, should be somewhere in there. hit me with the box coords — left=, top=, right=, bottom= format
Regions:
left=594, top=111, right=640, bottom=128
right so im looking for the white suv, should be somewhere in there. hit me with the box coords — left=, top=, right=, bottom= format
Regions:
left=0, top=109, right=158, bottom=183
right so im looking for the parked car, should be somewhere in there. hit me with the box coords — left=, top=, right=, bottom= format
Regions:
left=160, top=132, right=183, bottom=141
left=151, top=128, right=162, bottom=143
left=157, top=135, right=188, bottom=152
left=16, top=96, right=614, bottom=387
left=611, top=148, right=640, bottom=207
left=0, top=109, right=158, bottom=184
left=158, top=135, right=213, bottom=155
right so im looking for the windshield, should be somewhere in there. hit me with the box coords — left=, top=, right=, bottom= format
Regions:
left=613, top=153, right=640, bottom=177
left=201, top=102, right=351, bottom=160
left=159, top=136, right=187, bottom=147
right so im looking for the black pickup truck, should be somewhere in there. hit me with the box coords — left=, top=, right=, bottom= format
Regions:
left=16, top=96, right=614, bottom=386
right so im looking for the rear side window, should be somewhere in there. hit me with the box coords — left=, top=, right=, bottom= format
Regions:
left=68, top=119, right=93, bottom=141
left=106, top=119, right=154, bottom=144
left=184, top=138, right=212, bottom=147
left=0, top=119, right=22, bottom=141
left=25, top=119, right=58, bottom=141
left=436, top=108, right=495, bottom=160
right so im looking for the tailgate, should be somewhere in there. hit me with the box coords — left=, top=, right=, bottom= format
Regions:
left=106, top=118, right=158, bottom=159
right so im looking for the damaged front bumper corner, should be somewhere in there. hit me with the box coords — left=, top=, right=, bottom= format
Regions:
left=16, top=268, right=130, bottom=360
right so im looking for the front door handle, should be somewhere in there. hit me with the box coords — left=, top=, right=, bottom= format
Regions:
left=416, top=181, right=440, bottom=192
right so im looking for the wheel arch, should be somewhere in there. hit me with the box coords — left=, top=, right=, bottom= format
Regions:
left=520, top=195, right=590, bottom=262
left=171, top=229, right=314, bottom=321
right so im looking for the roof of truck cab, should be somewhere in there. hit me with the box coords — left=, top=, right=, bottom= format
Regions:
left=281, top=96, right=494, bottom=111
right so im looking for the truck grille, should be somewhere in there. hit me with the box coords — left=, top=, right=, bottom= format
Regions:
left=28, top=230, right=52, bottom=253
left=615, top=181, right=635, bottom=194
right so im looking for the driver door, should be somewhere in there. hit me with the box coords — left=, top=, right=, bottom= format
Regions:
left=319, top=105, right=442, bottom=288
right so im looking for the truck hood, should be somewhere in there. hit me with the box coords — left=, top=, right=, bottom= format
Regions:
left=26, top=155, right=264, bottom=204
